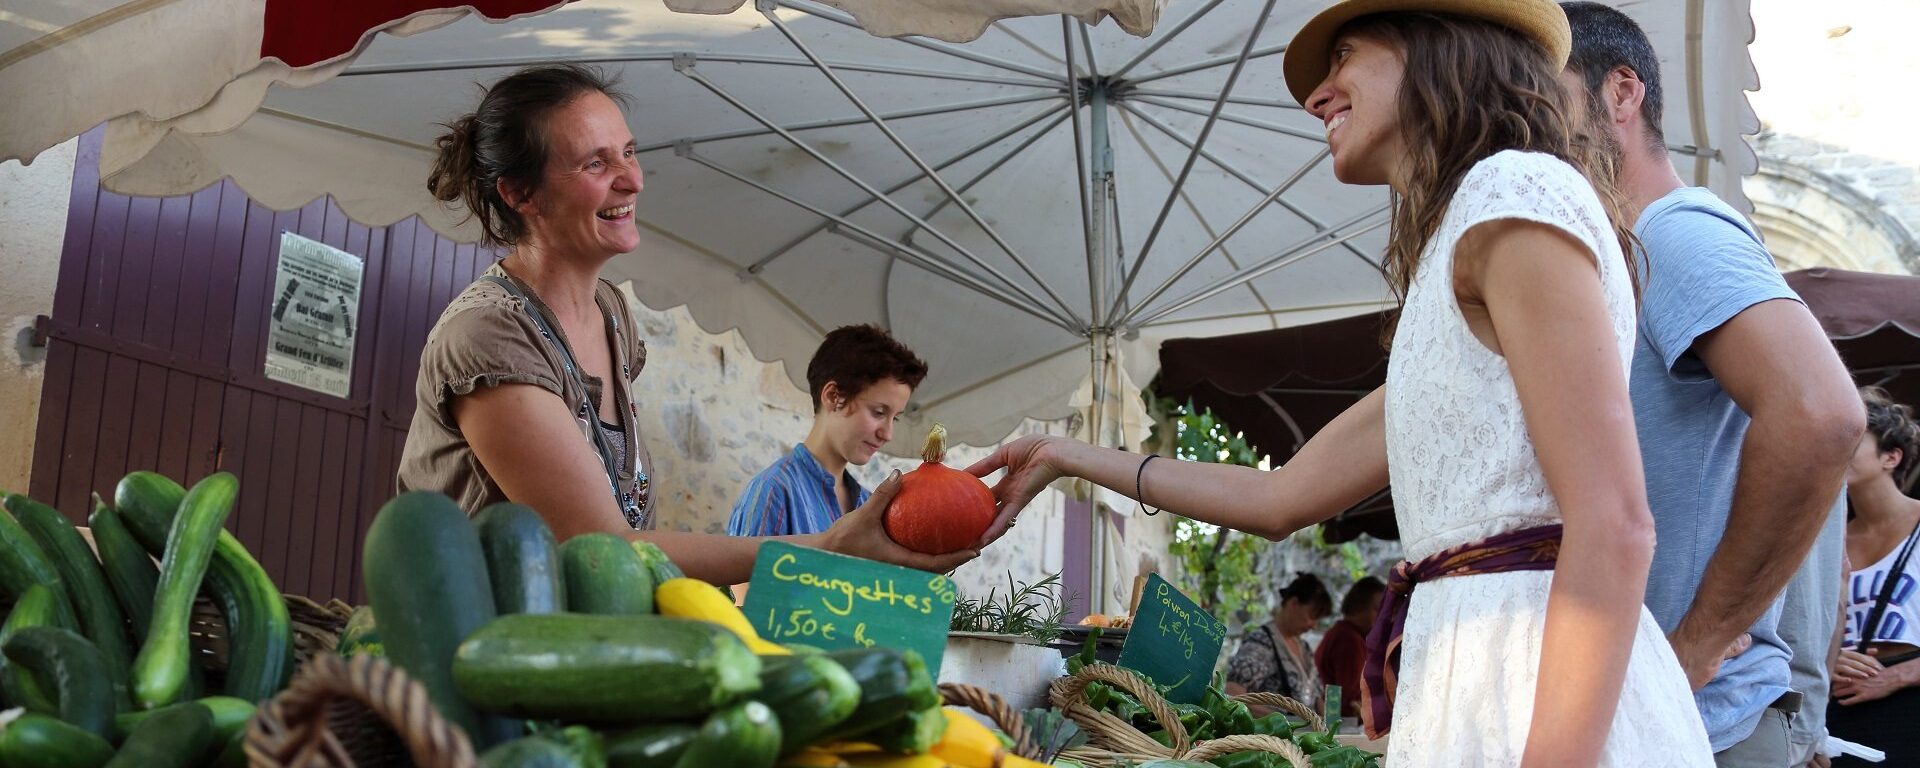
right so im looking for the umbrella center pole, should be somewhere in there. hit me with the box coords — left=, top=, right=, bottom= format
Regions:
left=1082, top=78, right=1121, bottom=617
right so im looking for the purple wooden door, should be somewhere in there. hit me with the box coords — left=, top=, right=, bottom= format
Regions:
left=29, top=131, right=489, bottom=603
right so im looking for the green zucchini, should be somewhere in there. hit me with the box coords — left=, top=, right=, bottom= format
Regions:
left=606, top=723, right=699, bottom=768
left=865, top=704, right=946, bottom=754
left=336, top=605, right=383, bottom=658
left=363, top=491, right=519, bottom=747
left=474, top=503, right=566, bottom=615
left=482, top=733, right=603, bottom=768
left=2, top=626, right=114, bottom=738
left=0, top=501, right=76, bottom=630
left=113, top=472, right=292, bottom=704
left=213, top=731, right=248, bottom=768
left=132, top=472, right=235, bottom=710
left=559, top=534, right=654, bottom=615
left=86, top=504, right=158, bottom=643
left=7, top=495, right=133, bottom=710
left=452, top=613, right=761, bottom=722
left=673, top=700, right=781, bottom=768
left=820, top=648, right=940, bottom=742
left=629, top=540, right=685, bottom=584
left=113, top=694, right=253, bottom=745
left=102, top=701, right=213, bottom=768
left=0, top=585, right=62, bottom=713
left=754, top=654, right=861, bottom=755
left=0, top=710, right=115, bottom=768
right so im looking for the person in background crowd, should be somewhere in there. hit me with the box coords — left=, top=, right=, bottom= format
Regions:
left=1318, top=576, right=1386, bottom=724
left=1829, top=387, right=1920, bottom=766
left=1228, top=573, right=1333, bottom=714
left=396, top=64, right=974, bottom=585
left=728, top=324, right=928, bottom=536
left=1561, top=5, right=1866, bottom=765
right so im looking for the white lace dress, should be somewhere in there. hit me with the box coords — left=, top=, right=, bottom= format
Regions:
left=1382, top=150, right=1714, bottom=766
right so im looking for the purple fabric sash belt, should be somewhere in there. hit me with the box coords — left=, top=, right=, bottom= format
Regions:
left=1362, top=523, right=1562, bottom=734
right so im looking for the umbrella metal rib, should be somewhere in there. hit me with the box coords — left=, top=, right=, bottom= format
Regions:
left=1128, top=95, right=1324, bottom=143
left=1107, top=0, right=1282, bottom=324
left=1064, top=19, right=1099, bottom=326
left=1137, top=211, right=1390, bottom=326
left=675, top=58, right=1077, bottom=327
left=743, top=104, right=1070, bottom=275
left=634, top=92, right=1060, bottom=154
left=773, top=0, right=1067, bottom=82
left=1125, top=43, right=1288, bottom=85
left=1108, top=0, right=1231, bottom=80
left=679, top=148, right=1072, bottom=329
left=339, top=52, right=1061, bottom=89
left=906, top=105, right=1078, bottom=246
left=1130, top=88, right=1304, bottom=110
left=1116, top=102, right=1383, bottom=285
left=761, top=4, right=1086, bottom=327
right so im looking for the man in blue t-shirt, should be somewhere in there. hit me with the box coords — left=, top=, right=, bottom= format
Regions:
left=727, top=324, right=928, bottom=537
left=1561, top=5, right=1867, bottom=765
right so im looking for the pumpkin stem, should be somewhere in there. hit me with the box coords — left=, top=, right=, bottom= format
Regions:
left=921, top=424, right=948, bottom=463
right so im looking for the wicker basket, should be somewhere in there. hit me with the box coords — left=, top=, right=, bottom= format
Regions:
left=246, top=654, right=477, bottom=768
left=940, top=681, right=1045, bottom=761
left=188, top=594, right=354, bottom=685
left=1047, top=663, right=1315, bottom=768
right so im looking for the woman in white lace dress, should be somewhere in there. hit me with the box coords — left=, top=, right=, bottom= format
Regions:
left=965, top=1, right=1713, bottom=764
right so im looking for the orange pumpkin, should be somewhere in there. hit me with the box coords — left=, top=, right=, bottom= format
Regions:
left=883, top=424, right=997, bottom=554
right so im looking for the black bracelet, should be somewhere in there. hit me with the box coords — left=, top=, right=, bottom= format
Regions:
left=1135, top=454, right=1162, bottom=516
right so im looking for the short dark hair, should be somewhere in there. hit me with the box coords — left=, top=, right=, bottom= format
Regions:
left=428, top=64, right=630, bottom=248
left=806, top=325, right=929, bottom=412
left=1863, top=386, right=1920, bottom=492
left=1561, top=2, right=1665, bottom=151
left=1340, top=576, right=1386, bottom=618
left=1278, top=573, right=1333, bottom=618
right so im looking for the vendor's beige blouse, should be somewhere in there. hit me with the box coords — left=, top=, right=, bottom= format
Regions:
left=397, top=262, right=655, bottom=528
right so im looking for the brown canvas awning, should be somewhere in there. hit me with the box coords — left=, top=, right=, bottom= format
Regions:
left=1157, top=267, right=1920, bottom=542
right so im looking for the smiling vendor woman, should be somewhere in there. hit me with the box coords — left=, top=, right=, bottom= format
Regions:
left=397, top=64, right=974, bottom=585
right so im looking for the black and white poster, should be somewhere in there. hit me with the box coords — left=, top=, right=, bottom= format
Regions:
left=264, top=233, right=363, bottom=398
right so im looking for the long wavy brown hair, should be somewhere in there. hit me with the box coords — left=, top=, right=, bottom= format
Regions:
left=1339, top=12, right=1640, bottom=312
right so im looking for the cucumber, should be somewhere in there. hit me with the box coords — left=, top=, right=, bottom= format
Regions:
left=102, top=701, right=214, bottom=768
left=865, top=705, right=946, bottom=754
left=474, top=503, right=566, bottom=615
left=2, top=626, right=114, bottom=738
left=0, top=501, right=76, bottom=630
left=754, top=654, right=861, bottom=755
left=606, top=723, right=699, bottom=768
left=629, top=540, right=685, bottom=584
left=7, top=495, right=133, bottom=710
left=452, top=613, right=761, bottom=722
left=114, top=471, right=293, bottom=704
left=336, top=605, right=383, bottom=658
left=363, top=491, right=519, bottom=747
left=113, top=694, right=253, bottom=745
left=0, top=710, right=115, bottom=768
left=673, top=700, right=781, bottom=768
left=0, top=585, right=62, bottom=713
left=132, top=472, right=234, bottom=710
left=820, top=649, right=940, bottom=742
left=85, top=504, right=158, bottom=643
left=213, top=731, right=248, bottom=768
left=559, top=534, right=654, bottom=615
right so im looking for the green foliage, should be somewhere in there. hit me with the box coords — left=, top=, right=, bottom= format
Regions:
left=1145, top=397, right=1272, bottom=623
left=949, top=572, right=1074, bottom=644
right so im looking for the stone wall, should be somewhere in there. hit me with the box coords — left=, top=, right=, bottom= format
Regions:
left=0, top=139, right=74, bottom=493
left=1750, top=132, right=1920, bottom=275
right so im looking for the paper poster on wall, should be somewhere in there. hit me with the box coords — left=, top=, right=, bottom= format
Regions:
left=264, top=233, right=363, bottom=398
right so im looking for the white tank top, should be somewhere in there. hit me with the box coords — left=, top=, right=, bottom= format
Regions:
left=1844, top=523, right=1920, bottom=648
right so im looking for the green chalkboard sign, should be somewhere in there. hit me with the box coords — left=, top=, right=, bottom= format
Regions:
left=1115, top=573, right=1227, bottom=704
left=741, top=541, right=958, bottom=676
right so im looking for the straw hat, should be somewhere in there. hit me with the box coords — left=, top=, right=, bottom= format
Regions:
left=1282, top=0, right=1572, bottom=105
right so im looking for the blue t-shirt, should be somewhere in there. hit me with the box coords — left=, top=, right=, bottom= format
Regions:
left=1632, top=187, right=1804, bottom=751
left=726, top=443, right=870, bottom=537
